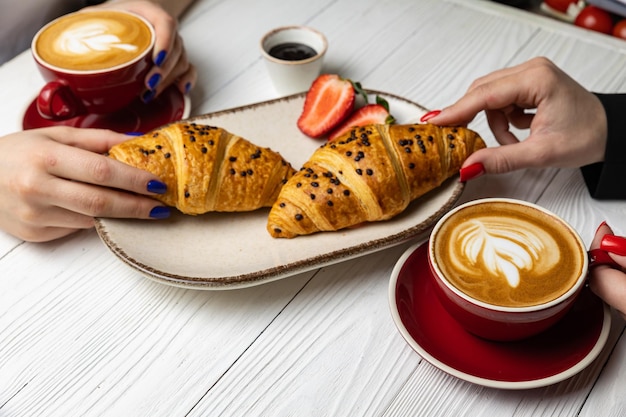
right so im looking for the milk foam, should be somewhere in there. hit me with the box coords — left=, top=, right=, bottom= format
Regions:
left=453, top=217, right=559, bottom=288
left=55, top=22, right=139, bottom=56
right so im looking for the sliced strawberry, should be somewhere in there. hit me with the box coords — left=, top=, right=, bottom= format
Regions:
left=297, top=74, right=355, bottom=138
left=328, top=98, right=395, bottom=141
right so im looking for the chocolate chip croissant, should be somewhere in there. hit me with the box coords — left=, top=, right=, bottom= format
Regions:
left=108, top=122, right=296, bottom=214
left=267, top=123, right=486, bottom=238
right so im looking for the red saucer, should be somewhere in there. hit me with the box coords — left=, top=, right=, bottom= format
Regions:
left=389, top=241, right=611, bottom=389
left=23, top=85, right=188, bottom=133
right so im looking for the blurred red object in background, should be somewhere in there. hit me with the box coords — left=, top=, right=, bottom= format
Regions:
left=545, top=0, right=576, bottom=13
left=575, top=5, right=614, bottom=33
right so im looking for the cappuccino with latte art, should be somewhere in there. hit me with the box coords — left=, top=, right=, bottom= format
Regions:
left=34, top=10, right=153, bottom=71
left=427, top=198, right=588, bottom=341
left=432, top=200, right=585, bottom=308
left=31, top=10, right=155, bottom=119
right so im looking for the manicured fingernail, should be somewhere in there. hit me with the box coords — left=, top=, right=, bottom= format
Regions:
left=588, top=248, right=621, bottom=269
left=420, top=110, right=441, bottom=123
left=142, top=89, right=155, bottom=103
left=149, top=206, right=171, bottom=219
left=154, top=50, right=167, bottom=67
left=147, top=180, right=167, bottom=194
left=125, top=131, right=144, bottom=136
left=459, top=162, right=485, bottom=182
left=600, top=235, right=626, bottom=256
left=184, top=82, right=192, bottom=94
left=147, top=73, right=161, bottom=90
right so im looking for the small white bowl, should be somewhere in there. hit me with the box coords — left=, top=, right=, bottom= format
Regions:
left=260, top=26, right=327, bottom=95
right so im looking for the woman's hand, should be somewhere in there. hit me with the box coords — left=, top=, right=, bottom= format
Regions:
left=0, top=127, right=170, bottom=242
left=428, top=57, right=608, bottom=178
left=91, top=0, right=197, bottom=102
left=589, top=222, right=626, bottom=321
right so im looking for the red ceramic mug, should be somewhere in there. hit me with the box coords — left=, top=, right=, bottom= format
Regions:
left=428, top=198, right=589, bottom=341
left=31, top=9, right=155, bottom=120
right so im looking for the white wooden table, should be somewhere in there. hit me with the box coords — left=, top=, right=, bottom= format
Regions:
left=1, top=0, right=625, bottom=415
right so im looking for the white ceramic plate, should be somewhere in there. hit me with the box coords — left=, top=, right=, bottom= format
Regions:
left=95, top=91, right=465, bottom=289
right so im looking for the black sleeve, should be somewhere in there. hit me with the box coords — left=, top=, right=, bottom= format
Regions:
left=580, top=93, right=626, bottom=199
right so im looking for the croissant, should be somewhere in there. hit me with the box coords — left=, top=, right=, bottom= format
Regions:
left=107, top=122, right=296, bottom=214
left=267, top=123, right=486, bottom=238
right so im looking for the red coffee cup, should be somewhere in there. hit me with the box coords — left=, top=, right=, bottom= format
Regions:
left=31, top=9, right=155, bottom=120
left=428, top=198, right=589, bottom=341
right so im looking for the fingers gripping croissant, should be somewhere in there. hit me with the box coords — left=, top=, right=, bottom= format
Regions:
left=108, top=122, right=296, bottom=214
left=267, top=123, right=486, bottom=238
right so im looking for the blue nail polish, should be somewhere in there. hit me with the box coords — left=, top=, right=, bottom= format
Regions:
left=184, top=82, right=192, bottom=94
left=147, top=73, right=161, bottom=90
left=125, top=131, right=144, bottom=136
left=155, top=50, right=167, bottom=67
left=149, top=206, right=171, bottom=219
left=142, top=89, right=155, bottom=103
left=147, top=180, right=167, bottom=194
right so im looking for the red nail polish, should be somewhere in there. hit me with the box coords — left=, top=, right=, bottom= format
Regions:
left=420, top=110, right=441, bottom=123
left=600, top=234, right=626, bottom=256
left=459, top=162, right=485, bottom=182
left=588, top=248, right=621, bottom=269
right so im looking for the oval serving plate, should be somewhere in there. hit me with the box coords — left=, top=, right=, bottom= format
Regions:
left=95, top=91, right=465, bottom=289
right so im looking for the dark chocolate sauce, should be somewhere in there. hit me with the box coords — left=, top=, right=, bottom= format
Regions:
left=268, top=42, right=317, bottom=61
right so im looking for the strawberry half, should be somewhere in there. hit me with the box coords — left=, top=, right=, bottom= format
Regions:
left=328, top=98, right=395, bottom=141
left=297, top=74, right=356, bottom=138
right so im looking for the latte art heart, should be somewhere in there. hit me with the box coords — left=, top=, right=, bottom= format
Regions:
left=56, top=22, right=139, bottom=55
left=456, top=218, right=559, bottom=288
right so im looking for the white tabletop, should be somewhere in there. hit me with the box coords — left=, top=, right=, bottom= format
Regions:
left=1, top=0, right=625, bottom=416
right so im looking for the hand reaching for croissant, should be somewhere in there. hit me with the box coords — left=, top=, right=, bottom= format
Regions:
left=427, top=57, right=607, bottom=178
left=0, top=127, right=171, bottom=242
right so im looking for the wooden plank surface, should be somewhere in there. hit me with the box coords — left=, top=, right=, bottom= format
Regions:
left=0, top=0, right=624, bottom=416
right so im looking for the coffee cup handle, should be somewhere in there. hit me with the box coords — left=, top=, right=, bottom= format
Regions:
left=36, top=80, right=86, bottom=120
